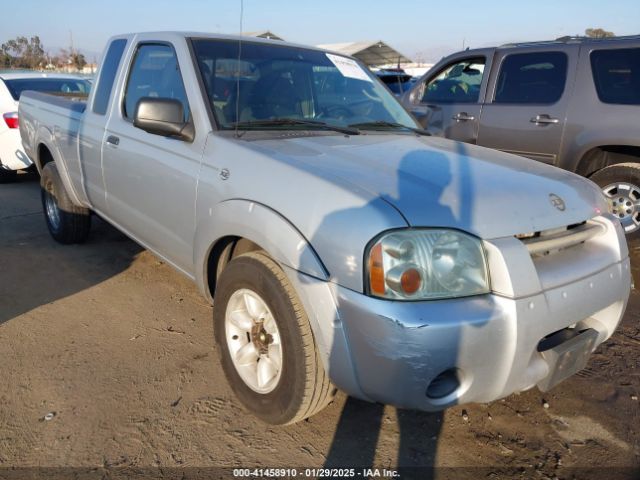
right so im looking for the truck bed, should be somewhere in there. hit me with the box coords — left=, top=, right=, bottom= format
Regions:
left=19, top=91, right=89, bottom=206
left=21, top=90, right=88, bottom=116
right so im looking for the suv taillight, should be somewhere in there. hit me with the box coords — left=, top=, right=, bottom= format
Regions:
left=3, top=112, right=18, bottom=129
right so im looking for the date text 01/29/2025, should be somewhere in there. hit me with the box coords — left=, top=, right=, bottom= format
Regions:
left=232, top=468, right=400, bottom=478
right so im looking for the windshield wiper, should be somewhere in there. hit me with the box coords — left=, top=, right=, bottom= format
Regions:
left=230, top=118, right=360, bottom=135
left=348, top=121, right=430, bottom=136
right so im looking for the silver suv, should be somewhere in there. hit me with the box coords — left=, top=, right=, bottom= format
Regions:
left=401, top=35, right=640, bottom=239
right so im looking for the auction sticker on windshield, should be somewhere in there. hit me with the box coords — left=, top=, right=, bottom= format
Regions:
left=326, top=53, right=372, bottom=82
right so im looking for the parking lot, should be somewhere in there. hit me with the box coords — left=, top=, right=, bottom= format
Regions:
left=0, top=174, right=639, bottom=478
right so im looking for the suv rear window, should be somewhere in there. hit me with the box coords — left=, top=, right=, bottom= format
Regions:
left=591, top=48, right=640, bottom=105
left=494, top=51, right=568, bottom=104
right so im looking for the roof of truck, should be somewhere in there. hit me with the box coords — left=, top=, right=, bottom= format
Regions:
left=113, top=31, right=346, bottom=56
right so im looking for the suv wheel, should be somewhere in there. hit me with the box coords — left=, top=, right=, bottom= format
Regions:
left=213, top=251, right=335, bottom=424
left=591, top=163, right=640, bottom=241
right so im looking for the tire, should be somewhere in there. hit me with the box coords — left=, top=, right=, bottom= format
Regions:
left=591, top=163, right=640, bottom=242
left=0, top=168, right=18, bottom=184
left=213, top=251, right=335, bottom=424
left=40, top=162, right=91, bottom=244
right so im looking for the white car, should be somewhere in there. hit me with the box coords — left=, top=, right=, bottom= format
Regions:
left=0, top=73, right=90, bottom=182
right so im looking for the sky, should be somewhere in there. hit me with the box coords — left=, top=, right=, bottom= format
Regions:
left=1, top=0, right=639, bottom=63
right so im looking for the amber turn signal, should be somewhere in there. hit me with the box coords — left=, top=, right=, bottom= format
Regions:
left=368, top=243, right=386, bottom=295
left=400, top=267, right=422, bottom=295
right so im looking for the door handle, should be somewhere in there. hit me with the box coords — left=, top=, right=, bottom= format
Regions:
left=452, top=112, right=475, bottom=122
left=105, top=135, right=120, bottom=146
left=530, top=115, right=559, bottom=125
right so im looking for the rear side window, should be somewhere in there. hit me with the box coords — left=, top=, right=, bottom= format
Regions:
left=494, top=51, right=568, bottom=104
left=123, top=43, right=190, bottom=121
left=591, top=48, right=640, bottom=105
left=93, top=39, right=127, bottom=115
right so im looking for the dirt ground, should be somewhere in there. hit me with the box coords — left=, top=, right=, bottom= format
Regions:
left=0, top=174, right=638, bottom=480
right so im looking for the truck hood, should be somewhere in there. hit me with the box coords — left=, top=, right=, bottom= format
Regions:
left=244, top=133, right=607, bottom=239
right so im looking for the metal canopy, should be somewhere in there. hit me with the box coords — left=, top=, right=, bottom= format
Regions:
left=243, top=31, right=285, bottom=41
left=316, top=41, right=412, bottom=66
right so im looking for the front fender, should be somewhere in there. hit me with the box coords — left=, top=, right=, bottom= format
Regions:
left=193, top=199, right=366, bottom=398
left=193, top=199, right=328, bottom=302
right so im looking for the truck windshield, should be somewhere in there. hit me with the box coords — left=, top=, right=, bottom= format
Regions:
left=3, top=78, right=91, bottom=101
left=191, top=39, right=418, bottom=132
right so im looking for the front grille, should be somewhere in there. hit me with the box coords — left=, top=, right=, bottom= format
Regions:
left=516, top=220, right=605, bottom=257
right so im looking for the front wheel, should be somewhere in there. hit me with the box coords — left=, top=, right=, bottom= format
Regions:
left=41, top=162, right=91, bottom=244
left=213, top=252, right=335, bottom=424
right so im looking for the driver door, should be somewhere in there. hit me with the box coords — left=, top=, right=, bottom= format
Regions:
left=102, top=42, right=206, bottom=274
left=406, top=51, right=493, bottom=143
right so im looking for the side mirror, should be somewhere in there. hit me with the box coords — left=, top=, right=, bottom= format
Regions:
left=411, top=109, right=429, bottom=128
left=133, top=97, right=194, bottom=142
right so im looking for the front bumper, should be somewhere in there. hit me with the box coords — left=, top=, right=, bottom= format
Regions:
left=333, top=257, right=629, bottom=411
left=284, top=214, right=630, bottom=411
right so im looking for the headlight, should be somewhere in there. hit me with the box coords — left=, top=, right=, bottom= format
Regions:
left=366, top=229, right=490, bottom=300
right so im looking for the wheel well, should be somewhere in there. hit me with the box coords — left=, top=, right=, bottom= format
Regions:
left=38, top=144, right=54, bottom=171
left=206, top=236, right=264, bottom=299
left=576, top=145, right=640, bottom=178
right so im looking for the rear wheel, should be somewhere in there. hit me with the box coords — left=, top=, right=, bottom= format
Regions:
left=41, top=162, right=91, bottom=244
left=213, top=251, right=335, bottom=424
left=591, top=163, right=640, bottom=241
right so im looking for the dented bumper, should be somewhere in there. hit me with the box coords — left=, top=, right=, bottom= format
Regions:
left=334, top=258, right=629, bottom=411
left=330, top=215, right=631, bottom=411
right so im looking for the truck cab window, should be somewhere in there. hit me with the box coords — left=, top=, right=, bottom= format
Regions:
left=123, top=44, right=190, bottom=121
left=93, top=39, right=127, bottom=115
left=494, top=51, right=567, bottom=104
left=420, top=58, right=485, bottom=104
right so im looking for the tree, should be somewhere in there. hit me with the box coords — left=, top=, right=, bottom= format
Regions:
left=52, top=47, right=86, bottom=71
left=585, top=28, right=615, bottom=38
left=0, top=35, right=46, bottom=69
left=0, top=44, right=10, bottom=68
left=70, top=52, right=86, bottom=70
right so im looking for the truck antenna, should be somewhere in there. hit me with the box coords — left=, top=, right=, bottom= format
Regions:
left=235, top=0, right=244, bottom=138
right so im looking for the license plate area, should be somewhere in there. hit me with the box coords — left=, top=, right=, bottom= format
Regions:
left=536, top=328, right=599, bottom=392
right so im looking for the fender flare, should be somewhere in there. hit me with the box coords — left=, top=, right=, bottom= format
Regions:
left=569, top=135, right=640, bottom=175
left=193, top=199, right=329, bottom=302
left=35, top=126, right=85, bottom=207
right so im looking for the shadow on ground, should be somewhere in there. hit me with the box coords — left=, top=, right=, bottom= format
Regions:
left=324, top=398, right=442, bottom=477
left=0, top=175, right=141, bottom=325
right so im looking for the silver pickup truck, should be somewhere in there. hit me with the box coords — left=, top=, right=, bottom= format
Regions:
left=19, top=32, right=631, bottom=425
